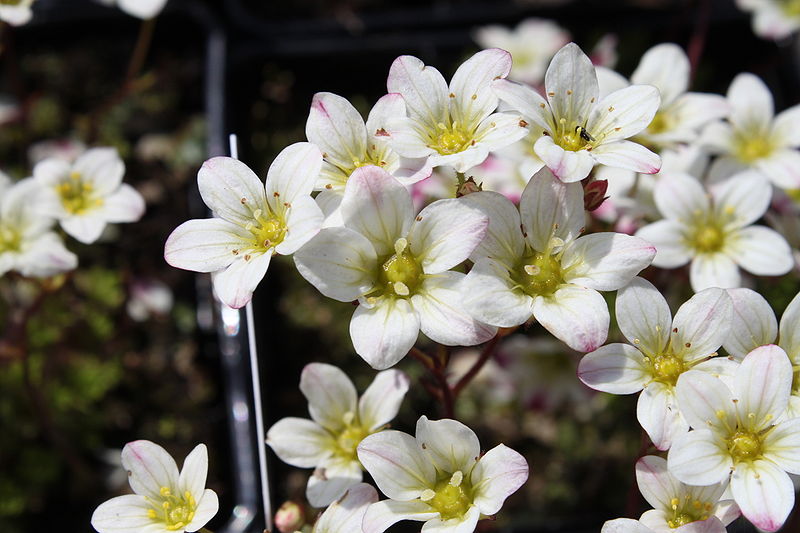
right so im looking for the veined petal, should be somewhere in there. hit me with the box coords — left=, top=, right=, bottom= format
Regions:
left=710, top=172, right=771, bottom=230
left=91, top=494, right=160, bottom=533
left=587, top=85, right=661, bottom=143
left=178, top=444, right=208, bottom=500
left=472, top=112, right=530, bottom=154
left=276, top=195, right=324, bottom=255
left=635, top=220, right=692, bottom=269
left=121, top=440, right=179, bottom=500
left=266, top=417, right=335, bottom=468
left=491, top=78, right=553, bottom=132
left=616, top=277, right=672, bottom=356
left=306, top=92, right=367, bottom=171
left=533, top=135, right=595, bottom=183
left=667, top=429, right=731, bottom=486
left=306, top=456, right=363, bottom=508
left=96, top=184, right=145, bottom=223
left=730, top=460, right=793, bottom=532
left=362, top=500, right=439, bottom=533
left=470, top=444, right=528, bottom=516
left=461, top=258, right=534, bottom=328
left=351, top=297, right=420, bottom=370
left=300, top=363, right=357, bottom=433
left=653, top=172, right=709, bottom=222
left=735, top=345, right=792, bottom=432
left=545, top=43, right=598, bottom=127
left=366, top=93, right=406, bottom=140
left=561, top=233, right=655, bottom=291
left=449, top=48, right=512, bottom=128
left=384, top=116, right=436, bottom=159
left=387, top=55, right=449, bottom=126
left=754, top=148, right=800, bottom=190
left=313, top=483, right=378, bottom=533
left=690, top=253, right=740, bottom=293
left=630, top=43, right=689, bottom=107
left=725, top=226, right=793, bottom=277
left=409, top=198, right=488, bottom=273
left=357, top=430, right=436, bottom=500
left=198, top=157, right=267, bottom=227
left=724, top=288, right=777, bottom=360
left=589, top=141, right=661, bottom=175
left=780, top=291, right=800, bottom=361
left=520, top=165, right=585, bottom=250
left=416, top=416, right=480, bottom=473
left=212, top=253, right=271, bottom=309
left=675, top=370, right=736, bottom=432
left=763, top=417, right=800, bottom=474
left=727, top=73, right=774, bottom=132
left=186, top=489, right=218, bottom=532
left=359, top=369, right=411, bottom=431
left=635, top=455, right=682, bottom=512
left=266, top=142, right=323, bottom=210
left=532, top=285, right=609, bottom=352
left=459, top=191, right=524, bottom=267
left=638, top=382, right=689, bottom=451
left=577, top=343, right=649, bottom=394
left=74, top=147, right=125, bottom=196
left=671, top=288, right=732, bottom=363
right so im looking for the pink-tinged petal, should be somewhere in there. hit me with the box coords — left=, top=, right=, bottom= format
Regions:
left=461, top=258, right=534, bottom=328
left=197, top=157, right=267, bottom=227
left=616, top=277, right=672, bottom=356
left=638, top=382, right=689, bottom=451
left=653, top=172, right=709, bottom=222
left=362, top=500, right=439, bottom=533
left=471, top=444, right=529, bottom=516
left=413, top=272, right=497, bottom=347
left=186, top=489, right=219, bottom=532
left=314, top=483, right=378, bottom=533
left=74, top=147, right=125, bottom=195
left=533, top=135, right=595, bottom=183
left=212, top=253, right=271, bottom=309
left=635, top=455, right=681, bottom=511
left=724, top=288, right=777, bottom=360
left=578, top=343, right=649, bottom=394
left=359, top=369, right=410, bottom=431
left=415, top=416, right=480, bottom=473
left=690, top=253, right=740, bottom=293
left=532, top=286, right=609, bottom=352
left=90, top=494, right=161, bottom=533
left=121, top=440, right=179, bottom=500
left=671, top=288, right=732, bottom=363
left=387, top=55, right=449, bottom=126
left=306, top=92, right=367, bottom=171
left=61, top=215, right=107, bottom=244
left=266, top=417, right=335, bottom=468
left=730, top=459, right=793, bottom=532
left=392, top=155, right=433, bottom=185
left=710, top=172, right=771, bottom=230
left=675, top=370, right=736, bottom=432
left=300, top=363, right=357, bottom=433
left=725, top=226, right=793, bottom=277
left=420, top=505, right=480, bottom=533
left=763, top=417, right=800, bottom=474
left=667, top=429, right=731, bottom=486
left=266, top=142, right=323, bottom=210
left=520, top=165, right=585, bottom=250
left=561, top=233, right=655, bottom=291
left=772, top=103, right=800, bottom=147
left=449, top=48, right=512, bottom=128
left=780, top=291, right=800, bottom=361
left=341, top=166, right=414, bottom=257
left=589, top=141, right=661, bottom=174
left=601, top=518, right=653, bottom=533
left=630, top=43, right=688, bottom=107
left=275, top=195, right=324, bottom=255
left=409, top=198, right=488, bottom=273
left=96, top=184, right=145, bottom=223
left=459, top=191, right=524, bottom=266
left=357, top=430, right=436, bottom=499
left=735, top=345, right=792, bottom=432
left=491, top=78, right=554, bottom=132
left=178, top=444, right=208, bottom=500
left=587, top=85, right=661, bottom=142
left=351, top=297, right=420, bottom=370
left=635, top=220, right=692, bottom=269
left=306, top=456, right=363, bottom=508
left=727, top=73, right=774, bottom=132
left=472, top=112, right=530, bottom=154
left=545, top=43, right=598, bottom=127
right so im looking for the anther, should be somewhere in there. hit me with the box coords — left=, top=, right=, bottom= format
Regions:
left=420, top=489, right=435, bottom=502
left=449, top=471, right=464, bottom=487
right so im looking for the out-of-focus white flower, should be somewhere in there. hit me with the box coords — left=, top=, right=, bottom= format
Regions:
left=702, top=73, right=800, bottom=189
left=473, top=18, right=570, bottom=86
left=669, top=345, right=800, bottom=532
left=636, top=171, right=792, bottom=292
left=126, top=278, right=173, bottom=321
left=0, top=174, right=77, bottom=278
left=460, top=167, right=655, bottom=352
left=312, top=483, right=378, bottom=533
left=28, top=138, right=86, bottom=166
left=736, top=0, right=800, bottom=40
left=267, top=363, right=410, bottom=507
left=98, top=0, right=168, bottom=19
left=494, top=43, right=661, bottom=183
left=0, top=0, right=34, bottom=26
left=33, top=147, right=145, bottom=245
left=766, top=190, right=800, bottom=270
left=358, top=416, right=528, bottom=533
left=294, top=165, right=495, bottom=369
left=384, top=48, right=529, bottom=173
left=164, top=144, right=323, bottom=309
left=274, top=500, right=308, bottom=533
left=579, top=278, right=735, bottom=450
left=91, top=440, right=219, bottom=533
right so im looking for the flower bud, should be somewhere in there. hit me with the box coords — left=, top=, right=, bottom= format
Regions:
left=274, top=500, right=307, bottom=533
left=583, top=179, right=609, bottom=212
left=456, top=176, right=483, bottom=198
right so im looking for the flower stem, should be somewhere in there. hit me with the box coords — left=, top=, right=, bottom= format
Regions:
left=409, top=347, right=454, bottom=418
left=452, top=333, right=502, bottom=397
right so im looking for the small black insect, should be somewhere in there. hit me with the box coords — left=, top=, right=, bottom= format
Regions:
left=575, top=126, right=596, bottom=142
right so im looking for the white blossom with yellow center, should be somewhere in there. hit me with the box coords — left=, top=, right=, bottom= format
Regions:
left=266, top=363, right=410, bottom=508
left=91, top=441, right=218, bottom=533
left=311, top=483, right=378, bottom=533
left=736, top=0, right=800, bottom=40
left=0, top=0, right=34, bottom=26
left=357, top=416, right=528, bottom=533
left=164, top=143, right=324, bottom=309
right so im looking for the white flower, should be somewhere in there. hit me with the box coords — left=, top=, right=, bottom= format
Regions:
left=0, top=175, right=77, bottom=278
left=460, top=167, right=655, bottom=352
left=0, top=0, right=34, bottom=26
left=266, top=363, right=410, bottom=507
left=164, top=143, right=323, bottom=309
left=126, top=278, right=174, bottom=321
left=357, top=416, right=528, bottom=533
left=636, top=171, right=792, bottom=292
left=473, top=18, right=570, bottom=86
left=33, top=147, right=145, bottom=244
left=306, top=92, right=431, bottom=223
left=98, top=0, right=168, bottom=19
left=311, top=483, right=378, bottom=533
left=736, top=0, right=800, bottom=40
left=493, top=42, right=661, bottom=183
left=669, top=345, right=800, bottom=531
left=701, top=73, right=800, bottom=189
left=578, top=278, right=735, bottom=450
left=91, top=440, right=219, bottom=533
left=384, top=48, right=529, bottom=173
left=294, top=165, right=495, bottom=369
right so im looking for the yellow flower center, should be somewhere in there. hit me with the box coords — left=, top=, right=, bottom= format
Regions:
left=727, top=431, right=763, bottom=463
left=553, top=117, right=594, bottom=152
left=421, top=471, right=473, bottom=521
left=147, top=486, right=197, bottom=531
left=689, top=224, right=725, bottom=254
left=650, top=354, right=685, bottom=386
left=430, top=121, right=473, bottom=155
left=57, top=171, right=103, bottom=215
left=647, top=111, right=670, bottom=135
left=666, top=496, right=713, bottom=529
left=0, top=224, right=21, bottom=253
left=335, top=412, right=370, bottom=461
left=780, top=0, right=800, bottom=16
left=375, top=238, right=423, bottom=298
left=514, top=251, right=564, bottom=297
left=247, top=208, right=286, bottom=252
left=792, top=367, right=800, bottom=395
left=0, top=0, right=23, bottom=5
left=733, top=136, right=774, bottom=164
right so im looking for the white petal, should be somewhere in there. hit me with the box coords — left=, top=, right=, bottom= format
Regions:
left=727, top=73, right=774, bottom=132
left=266, top=142, right=323, bottom=209
left=472, top=112, right=530, bottom=153
left=15, top=233, right=78, bottom=277
left=470, top=444, right=529, bottom=515
left=710, top=171, right=771, bottom=230
left=635, top=220, right=692, bottom=269
left=638, top=382, right=689, bottom=451
left=724, top=288, right=777, bottom=360
left=635, top=455, right=681, bottom=511
left=357, top=430, right=436, bottom=500
left=61, top=215, right=107, bottom=244
left=351, top=297, right=420, bottom=370
left=630, top=43, right=689, bottom=107
left=653, top=173, right=709, bottom=222
left=164, top=218, right=250, bottom=273
left=730, top=460, right=793, bottom=532
left=690, top=253, right=741, bottom=292
left=387, top=55, right=449, bottom=126
left=91, top=495, right=160, bottom=533
left=671, top=287, right=732, bottom=363
left=725, top=226, right=793, bottom=277
left=561, top=233, right=656, bottom=291
left=461, top=258, right=534, bottom=328
left=300, top=363, right=357, bottom=432
left=306, top=92, right=367, bottom=171
left=384, top=116, right=436, bottom=159
left=306, top=457, right=363, bottom=508
left=449, top=48, right=512, bottom=128
left=117, top=0, right=168, bottom=19
left=491, top=78, right=553, bottom=132
left=601, top=518, right=653, bottom=533
left=577, top=343, right=649, bottom=394
left=520, top=165, right=585, bottom=251
left=587, top=85, right=661, bottom=142
left=97, top=184, right=145, bottom=223
left=735, top=345, right=792, bottom=432
left=590, top=140, right=661, bottom=175
left=675, top=370, right=736, bottom=432
left=186, top=489, right=219, bottom=532
left=266, top=417, right=335, bottom=468
left=314, top=483, right=378, bottom=533
left=667, top=429, right=731, bottom=486
left=532, top=286, right=609, bottom=352
left=366, top=93, right=406, bottom=140
left=362, top=500, right=439, bottom=533
left=763, top=418, right=800, bottom=474
left=178, top=444, right=208, bottom=500
left=420, top=503, right=480, bottom=533
left=121, top=440, right=179, bottom=500
left=754, top=148, right=800, bottom=189
left=74, top=148, right=125, bottom=196
left=772, top=103, right=800, bottom=147
left=545, top=43, right=598, bottom=127
left=459, top=190, right=524, bottom=266
left=359, top=369, right=411, bottom=431
left=616, top=277, right=672, bottom=356
left=275, top=194, right=324, bottom=255
left=533, top=135, right=595, bottom=183
left=212, top=253, right=271, bottom=309
left=780, top=291, right=800, bottom=361
left=415, top=415, right=481, bottom=474
left=197, top=157, right=266, bottom=227
left=699, top=122, right=735, bottom=155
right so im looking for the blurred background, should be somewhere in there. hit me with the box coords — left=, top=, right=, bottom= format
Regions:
left=0, top=0, right=797, bottom=532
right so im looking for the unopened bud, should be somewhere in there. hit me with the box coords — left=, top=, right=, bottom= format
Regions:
left=275, top=500, right=307, bottom=533
left=456, top=176, right=483, bottom=198
left=583, top=179, right=609, bottom=212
